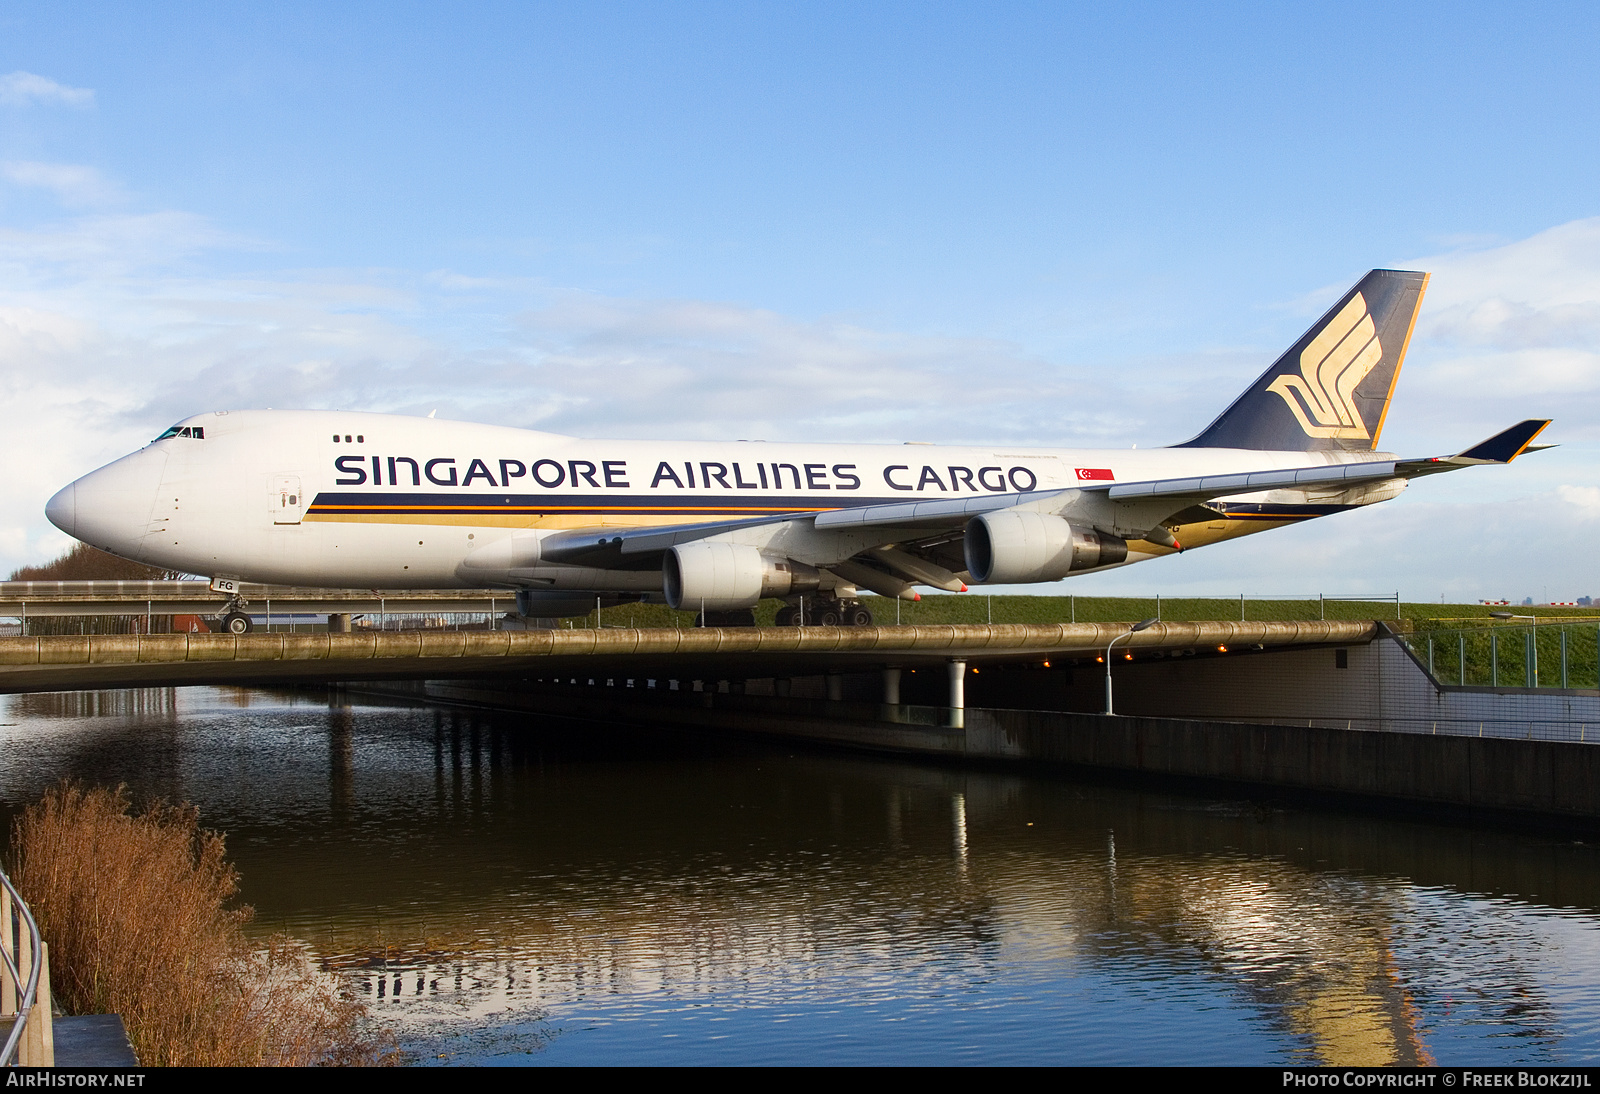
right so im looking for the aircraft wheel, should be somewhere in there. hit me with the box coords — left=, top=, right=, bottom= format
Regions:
left=848, top=606, right=873, bottom=627
left=817, top=606, right=842, bottom=627
left=223, top=612, right=253, bottom=635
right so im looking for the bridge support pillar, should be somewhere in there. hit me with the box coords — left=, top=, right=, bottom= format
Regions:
left=947, top=660, right=966, bottom=729
left=826, top=674, right=843, bottom=702
left=881, top=667, right=902, bottom=705
left=328, top=613, right=351, bottom=633
left=775, top=678, right=791, bottom=697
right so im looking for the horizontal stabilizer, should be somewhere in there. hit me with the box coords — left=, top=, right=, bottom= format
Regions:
left=1453, top=419, right=1552, bottom=464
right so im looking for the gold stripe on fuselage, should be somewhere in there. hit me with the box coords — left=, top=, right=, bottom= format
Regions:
left=302, top=509, right=820, bottom=530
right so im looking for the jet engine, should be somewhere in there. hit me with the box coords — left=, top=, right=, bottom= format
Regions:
left=663, top=543, right=819, bottom=610
left=964, top=511, right=1128, bottom=584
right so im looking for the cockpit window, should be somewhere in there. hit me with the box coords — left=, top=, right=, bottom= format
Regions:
left=154, top=425, right=204, bottom=441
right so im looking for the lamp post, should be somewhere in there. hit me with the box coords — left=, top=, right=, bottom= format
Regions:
left=1104, top=617, right=1159, bottom=715
left=1490, top=611, right=1538, bottom=686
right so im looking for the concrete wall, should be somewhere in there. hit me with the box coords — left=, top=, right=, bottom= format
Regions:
left=1058, top=637, right=1600, bottom=743
left=405, top=677, right=1600, bottom=824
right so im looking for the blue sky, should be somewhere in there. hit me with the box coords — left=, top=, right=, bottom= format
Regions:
left=2, top=2, right=1599, bottom=600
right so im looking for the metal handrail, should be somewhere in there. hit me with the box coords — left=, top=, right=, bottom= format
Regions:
left=0, top=866, right=42, bottom=1067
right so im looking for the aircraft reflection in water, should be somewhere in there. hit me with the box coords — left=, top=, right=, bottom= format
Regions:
left=2, top=690, right=1591, bottom=1066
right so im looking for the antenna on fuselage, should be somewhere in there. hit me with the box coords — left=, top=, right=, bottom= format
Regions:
left=427, top=409, right=437, bottom=418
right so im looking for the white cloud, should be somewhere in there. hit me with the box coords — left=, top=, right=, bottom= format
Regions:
left=1, top=162, right=123, bottom=207
left=0, top=71, right=93, bottom=108
left=1557, top=484, right=1600, bottom=521
left=1386, top=220, right=1600, bottom=444
left=0, top=211, right=249, bottom=280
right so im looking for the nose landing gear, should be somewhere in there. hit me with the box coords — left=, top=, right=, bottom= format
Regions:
left=211, top=589, right=254, bottom=634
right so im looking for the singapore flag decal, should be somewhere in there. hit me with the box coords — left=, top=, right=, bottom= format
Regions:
left=1075, top=468, right=1115, bottom=481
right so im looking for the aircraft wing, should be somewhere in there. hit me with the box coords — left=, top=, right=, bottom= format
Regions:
left=539, top=419, right=1551, bottom=568
left=1100, top=418, right=1547, bottom=501
left=537, top=490, right=1058, bottom=567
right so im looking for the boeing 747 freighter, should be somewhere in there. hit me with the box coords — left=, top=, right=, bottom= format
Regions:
left=44, top=270, right=1550, bottom=631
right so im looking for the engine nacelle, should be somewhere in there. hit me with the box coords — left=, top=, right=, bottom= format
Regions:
left=663, top=543, right=817, bottom=610
left=964, top=511, right=1128, bottom=584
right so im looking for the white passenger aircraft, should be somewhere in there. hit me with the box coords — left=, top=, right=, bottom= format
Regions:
left=46, top=269, right=1549, bottom=632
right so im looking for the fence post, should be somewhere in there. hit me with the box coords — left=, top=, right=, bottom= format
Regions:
left=1528, top=629, right=1537, bottom=688
left=21, top=943, right=52, bottom=1066
left=1491, top=632, right=1498, bottom=687
left=1459, top=632, right=1466, bottom=686
left=1428, top=636, right=1435, bottom=679
left=1, top=884, right=13, bottom=1016
left=1240, top=594, right=1245, bottom=622
left=1562, top=627, right=1569, bottom=689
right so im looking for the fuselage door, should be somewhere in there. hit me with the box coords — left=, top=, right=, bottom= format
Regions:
left=271, top=474, right=305, bottom=525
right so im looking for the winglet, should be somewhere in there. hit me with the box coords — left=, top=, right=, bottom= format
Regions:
left=1454, top=419, right=1552, bottom=464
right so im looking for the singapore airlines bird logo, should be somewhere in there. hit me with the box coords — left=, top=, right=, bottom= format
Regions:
left=1267, top=292, right=1382, bottom=439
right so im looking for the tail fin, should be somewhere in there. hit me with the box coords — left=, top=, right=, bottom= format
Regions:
left=1176, top=269, right=1430, bottom=452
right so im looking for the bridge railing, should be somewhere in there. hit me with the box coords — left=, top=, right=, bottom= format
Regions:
left=1, top=865, right=52, bottom=1066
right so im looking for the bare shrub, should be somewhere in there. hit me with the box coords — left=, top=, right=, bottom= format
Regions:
left=9, top=543, right=173, bottom=581
left=9, top=782, right=394, bottom=1066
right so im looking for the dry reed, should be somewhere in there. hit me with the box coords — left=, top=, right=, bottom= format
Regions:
left=9, top=782, right=393, bottom=1066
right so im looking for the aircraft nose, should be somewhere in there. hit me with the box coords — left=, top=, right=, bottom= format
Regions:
left=50, top=447, right=167, bottom=561
left=45, top=482, right=77, bottom=537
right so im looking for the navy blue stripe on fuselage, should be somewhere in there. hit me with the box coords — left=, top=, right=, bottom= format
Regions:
left=307, top=491, right=918, bottom=517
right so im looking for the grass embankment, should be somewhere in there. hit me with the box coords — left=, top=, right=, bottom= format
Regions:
left=576, top=595, right=1600, bottom=630
left=1401, top=618, right=1600, bottom=689
left=8, top=783, right=391, bottom=1066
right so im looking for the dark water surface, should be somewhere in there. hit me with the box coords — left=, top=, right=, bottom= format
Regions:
left=3, top=686, right=1600, bottom=1066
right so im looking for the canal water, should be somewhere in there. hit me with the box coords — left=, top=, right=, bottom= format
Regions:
left=2, top=686, right=1600, bottom=1066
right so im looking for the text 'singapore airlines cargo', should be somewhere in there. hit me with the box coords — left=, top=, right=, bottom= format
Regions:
left=46, top=270, right=1551, bottom=631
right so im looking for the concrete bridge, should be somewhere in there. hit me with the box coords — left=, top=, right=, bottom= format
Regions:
left=7, top=613, right=1600, bottom=827
left=0, top=619, right=1373, bottom=694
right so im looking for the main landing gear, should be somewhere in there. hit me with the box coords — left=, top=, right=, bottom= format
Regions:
left=773, top=599, right=873, bottom=627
